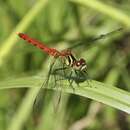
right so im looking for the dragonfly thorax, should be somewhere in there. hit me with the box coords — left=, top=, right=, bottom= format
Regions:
left=74, top=58, right=87, bottom=72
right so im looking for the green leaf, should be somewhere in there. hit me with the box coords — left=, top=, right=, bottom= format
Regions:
left=0, top=76, right=130, bottom=114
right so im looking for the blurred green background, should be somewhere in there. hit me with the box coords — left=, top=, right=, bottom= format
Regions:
left=0, top=0, right=130, bottom=130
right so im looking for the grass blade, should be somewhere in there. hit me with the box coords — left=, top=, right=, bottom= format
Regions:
left=0, top=76, right=130, bottom=114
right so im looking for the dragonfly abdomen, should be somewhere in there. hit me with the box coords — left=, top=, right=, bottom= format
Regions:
left=17, top=33, right=61, bottom=57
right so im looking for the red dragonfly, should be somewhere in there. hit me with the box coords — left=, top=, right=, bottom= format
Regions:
left=17, top=28, right=123, bottom=85
left=17, top=32, right=90, bottom=110
left=17, top=28, right=122, bottom=110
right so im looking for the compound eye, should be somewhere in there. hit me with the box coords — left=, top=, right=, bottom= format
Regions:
left=79, top=58, right=86, bottom=65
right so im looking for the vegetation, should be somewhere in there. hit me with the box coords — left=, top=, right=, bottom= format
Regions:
left=0, top=0, right=130, bottom=130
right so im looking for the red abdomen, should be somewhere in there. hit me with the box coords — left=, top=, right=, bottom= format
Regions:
left=17, top=33, right=61, bottom=57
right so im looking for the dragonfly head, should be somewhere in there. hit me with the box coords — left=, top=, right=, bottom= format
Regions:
left=75, top=58, right=87, bottom=72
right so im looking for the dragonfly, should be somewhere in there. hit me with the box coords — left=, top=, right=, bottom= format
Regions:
left=17, top=28, right=123, bottom=109
left=17, top=27, right=122, bottom=85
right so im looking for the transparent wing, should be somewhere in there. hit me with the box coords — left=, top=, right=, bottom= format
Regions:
left=33, top=57, right=69, bottom=113
left=68, top=28, right=123, bottom=50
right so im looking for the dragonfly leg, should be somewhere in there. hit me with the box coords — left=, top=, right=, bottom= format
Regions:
left=51, top=66, right=68, bottom=88
left=82, top=71, right=93, bottom=88
left=67, top=70, right=75, bottom=92
left=52, top=66, right=75, bottom=91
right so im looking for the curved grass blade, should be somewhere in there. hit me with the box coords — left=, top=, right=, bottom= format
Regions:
left=0, top=76, right=130, bottom=114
